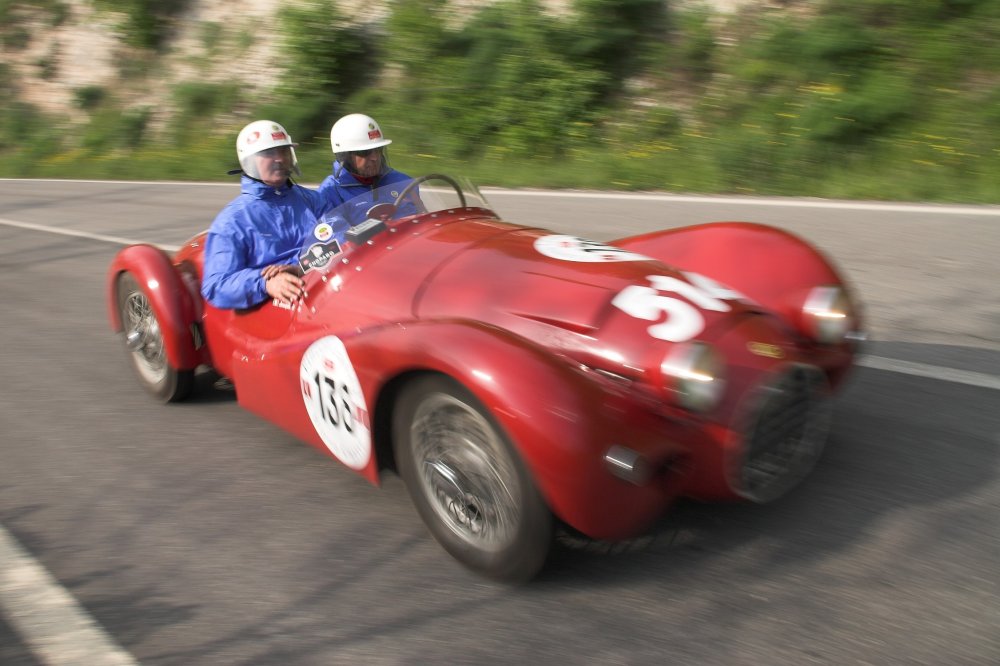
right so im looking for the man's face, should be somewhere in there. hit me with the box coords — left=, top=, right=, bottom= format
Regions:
left=350, top=147, right=383, bottom=178
left=255, top=146, right=293, bottom=186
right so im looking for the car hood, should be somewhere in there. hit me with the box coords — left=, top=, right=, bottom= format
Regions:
left=415, top=223, right=756, bottom=380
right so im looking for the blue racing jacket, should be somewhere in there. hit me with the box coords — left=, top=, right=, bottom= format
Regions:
left=202, top=176, right=328, bottom=309
left=317, top=163, right=413, bottom=242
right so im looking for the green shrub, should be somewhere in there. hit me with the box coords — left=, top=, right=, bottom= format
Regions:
left=92, top=0, right=192, bottom=51
left=569, top=0, right=670, bottom=92
left=36, top=51, right=58, bottom=80
left=199, top=21, right=222, bottom=53
left=2, top=25, right=31, bottom=50
left=270, top=0, right=375, bottom=138
left=375, top=0, right=609, bottom=160
left=674, top=5, right=716, bottom=84
left=74, top=85, right=106, bottom=110
left=172, top=81, right=239, bottom=121
left=119, top=107, right=151, bottom=148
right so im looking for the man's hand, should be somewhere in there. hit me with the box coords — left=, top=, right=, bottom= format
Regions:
left=261, top=263, right=299, bottom=280
left=263, top=265, right=305, bottom=304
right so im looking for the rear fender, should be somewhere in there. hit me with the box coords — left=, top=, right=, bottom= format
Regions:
left=107, top=244, right=201, bottom=370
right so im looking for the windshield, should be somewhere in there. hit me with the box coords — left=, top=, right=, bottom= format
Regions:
left=297, top=174, right=492, bottom=274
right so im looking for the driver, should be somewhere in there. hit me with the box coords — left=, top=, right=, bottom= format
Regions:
left=202, top=120, right=328, bottom=309
left=318, top=113, right=414, bottom=234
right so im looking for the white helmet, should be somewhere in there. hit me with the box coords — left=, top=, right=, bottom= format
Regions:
left=236, top=120, right=299, bottom=180
left=330, top=113, right=393, bottom=153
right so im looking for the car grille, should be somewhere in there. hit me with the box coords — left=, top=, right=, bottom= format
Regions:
left=734, top=364, right=832, bottom=503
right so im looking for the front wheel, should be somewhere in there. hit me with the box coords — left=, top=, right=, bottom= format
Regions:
left=117, top=272, right=193, bottom=402
left=393, top=375, right=552, bottom=582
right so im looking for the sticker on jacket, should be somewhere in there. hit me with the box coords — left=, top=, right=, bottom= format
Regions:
left=314, top=221, right=334, bottom=241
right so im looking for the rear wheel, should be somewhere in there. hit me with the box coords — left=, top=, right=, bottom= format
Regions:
left=393, top=375, right=552, bottom=582
left=117, top=272, right=192, bottom=402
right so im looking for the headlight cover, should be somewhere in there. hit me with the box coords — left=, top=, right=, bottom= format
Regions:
left=660, top=341, right=726, bottom=413
left=801, top=285, right=852, bottom=344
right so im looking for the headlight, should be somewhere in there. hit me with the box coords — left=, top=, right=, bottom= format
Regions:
left=660, top=341, right=726, bottom=413
left=801, top=286, right=852, bottom=344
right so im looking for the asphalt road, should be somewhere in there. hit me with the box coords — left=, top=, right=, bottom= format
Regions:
left=1, top=180, right=998, bottom=665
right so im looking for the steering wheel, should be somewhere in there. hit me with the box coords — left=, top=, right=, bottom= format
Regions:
left=393, top=173, right=467, bottom=209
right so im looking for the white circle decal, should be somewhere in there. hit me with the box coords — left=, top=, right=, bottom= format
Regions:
left=299, top=336, right=372, bottom=470
left=534, top=235, right=651, bottom=262
left=314, top=222, right=334, bottom=242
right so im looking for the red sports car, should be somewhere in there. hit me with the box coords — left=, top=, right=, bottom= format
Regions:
left=107, top=175, right=864, bottom=582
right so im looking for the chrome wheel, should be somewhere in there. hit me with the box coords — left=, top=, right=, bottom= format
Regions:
left=411, top=392, right=520, bottom=552
left=116, top=272, right=192, bottom=402
left=123, top=288, right=168, bottom=386
left=394, top=376, right=552, bottom=582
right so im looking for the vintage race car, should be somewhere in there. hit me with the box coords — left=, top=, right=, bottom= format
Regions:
left=107, top=175, right=864, bottom=582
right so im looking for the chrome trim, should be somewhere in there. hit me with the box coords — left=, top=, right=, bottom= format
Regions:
left=603, top=445, right=652, bottom=486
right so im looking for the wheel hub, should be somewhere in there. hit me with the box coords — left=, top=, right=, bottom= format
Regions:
left=123, top=291, right=167, bottom=384
left=411, top=393, right=519, bottom=551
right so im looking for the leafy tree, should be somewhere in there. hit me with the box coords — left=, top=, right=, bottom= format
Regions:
left=569, top=0, right=669, bottom=93
left=374, top=0, right=606, bottom=159
left=272, top=0, right=376, bottom=138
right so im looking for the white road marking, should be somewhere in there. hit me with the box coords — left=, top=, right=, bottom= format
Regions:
left=0, top=177, right=235, bottom=187
left=0, top=525, right=139, bottom=666
left=1, top=177, right=998, bottom=216
left=483, top=190, right=1000, bottom=217
left=857, top=355, right=1000, bottom=391
left=0, top=217, right=181, bottom=252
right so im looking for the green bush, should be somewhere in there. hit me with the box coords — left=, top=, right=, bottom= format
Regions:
left=569, top=0, right=670, bottom=92
left=269, top=0, right=375, bottom=138
left=73, top=85, right=106, bottom=110
left=91, top=0, right=192, bottom=51
left=1, top=0, right=68, bottom=48
left=376, top=0, right=609, bottom=160
left=172, top=81, right=240, bottom=122
left=119, top=107, right=151, bottom=148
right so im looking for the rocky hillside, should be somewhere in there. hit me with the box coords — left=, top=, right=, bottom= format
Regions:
left=2, top=0, right=760, bottom=120
left=5, top=0, right=292, bottom=119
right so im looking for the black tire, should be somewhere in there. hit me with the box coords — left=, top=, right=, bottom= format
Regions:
left=116, top=272, right=193, bottom=402
left=393, top=375, right=552, bottom=582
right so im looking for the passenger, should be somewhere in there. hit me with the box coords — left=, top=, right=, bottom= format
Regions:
left=202, top=120, right=328, bottom=309
left=318, top=113, right=415, bottom=234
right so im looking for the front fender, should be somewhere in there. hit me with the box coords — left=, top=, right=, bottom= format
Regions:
left=613, top=222, right=855, bottom=327
left=107, top=244, right=201, bottom=370
left=347, top=319, right=686, bottom=539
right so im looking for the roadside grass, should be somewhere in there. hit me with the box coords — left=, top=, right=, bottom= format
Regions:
left=5, top=138, right=998, bottom=204
left=3, top=83, right=997, bottom=203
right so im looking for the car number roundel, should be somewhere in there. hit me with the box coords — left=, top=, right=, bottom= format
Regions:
left=611, top=273, right=746, bottom=342
left=534, top=235, right=651, bottom=262
left=299, top=336, right=372, bottom=470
